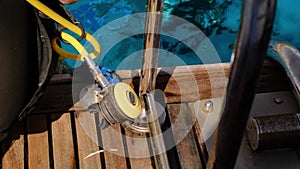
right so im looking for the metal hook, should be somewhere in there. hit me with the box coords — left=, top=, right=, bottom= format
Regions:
left=57, top=4, right=86, bottom=44
left=58, top=21, right=86, bottom=44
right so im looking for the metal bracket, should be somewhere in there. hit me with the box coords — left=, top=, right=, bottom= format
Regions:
left=268, top=41, right=300, bottom=106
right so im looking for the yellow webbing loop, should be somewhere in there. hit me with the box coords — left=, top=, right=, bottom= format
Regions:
left=60, top=32, right=89, bottom=59
left=26, top=0, right=100, bottom=60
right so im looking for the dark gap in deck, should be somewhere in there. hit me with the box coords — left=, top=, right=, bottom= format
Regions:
left=23, top=120, right=28, bottom=169
left=145, top=133, right=156, bottom=169
left=161, top=106, right=181, bottom=169
left=70, top=112, right=80, bottom=169
left=120, top=127, right=132, bottom=169
left=94, top=113, right=106, bottom=169
left=46, top=114, right=54, bottom=169
left=192, top=126, right=208, bottom=167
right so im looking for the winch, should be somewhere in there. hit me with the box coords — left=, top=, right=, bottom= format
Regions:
left=78, top=59, right=150, bottom=132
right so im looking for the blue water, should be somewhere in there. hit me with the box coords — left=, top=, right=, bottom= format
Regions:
left=62, top=0, right=300, bottom=70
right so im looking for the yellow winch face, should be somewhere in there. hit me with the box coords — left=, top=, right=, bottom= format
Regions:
left=114, top=82, right=142, bottom=119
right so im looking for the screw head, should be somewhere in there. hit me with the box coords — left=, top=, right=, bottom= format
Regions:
left=203, top=100, right=213, bottom=113
left=274, top=97, right=283, bottom=104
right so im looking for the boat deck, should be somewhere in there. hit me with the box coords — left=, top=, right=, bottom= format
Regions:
left=1, top=60, right=300, bottom=169
left=0, top=103, right=207, bottom=169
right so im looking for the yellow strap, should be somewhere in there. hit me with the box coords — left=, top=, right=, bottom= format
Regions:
left=26, top=0, right=100, bottom=60
left=60, top=32, right=89, bottom=59
left=51, top=36, right=80, bottom=60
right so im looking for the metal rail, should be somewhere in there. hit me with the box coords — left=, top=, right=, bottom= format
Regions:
left=140, top=0, right=170, bottom=168
left=140, top=0, right=164, bottom=95
left=268, top=41, right=300, bottom=105
left=206, top=0, right=277, bottom=168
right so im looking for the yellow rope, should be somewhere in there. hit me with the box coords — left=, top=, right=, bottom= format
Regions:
left=27, top=0, right=100, bottom=60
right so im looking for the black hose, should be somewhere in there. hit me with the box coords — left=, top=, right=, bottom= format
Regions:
left=206, top=0, right=276, bottom=168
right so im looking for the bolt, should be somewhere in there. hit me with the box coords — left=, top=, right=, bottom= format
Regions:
left=274, top=97, right=283, bottom=104
left=203, top=100, right=213, bottom=113
left=95, top=90, right=104, bottom=101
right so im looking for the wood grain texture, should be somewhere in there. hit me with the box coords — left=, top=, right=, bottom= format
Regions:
left=167, top=103, right=203, bottom=169
left=36, top=63, right=228, bottom=113
left=27, top=115, right=50, bottom=169
left=101, top=124, right=127, bottom=169
left=0, top=60, right=293, bottom=169
left=124, top=63, right=229, bottom=103
left=74, top=111, right=102, bottom=169
left=125, top=129, right=153, bottom=169
left=51, top=113, right=76, bottom=169
left=187, top=98, right=224, bottom=164
left=1, top=135, right=24, bottom=169
left=193, top=119, right=209, bottom=164
left=36, top=60, right=290, bottom=113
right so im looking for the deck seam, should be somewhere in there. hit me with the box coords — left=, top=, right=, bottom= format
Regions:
left=120, top=127, right=132, bottom=169
left=46, top=114, right=54, bottom=169
left=192, top=126, right=208, bottom=168
left=94, top=113, right=106, bottom=169
left=23, top=119, right=28, bottom=169
left=162, top=106, right=181, bottom=169
left=145, top=133, right=157, bottom=169
left=70, top=112, right=80, bottom=169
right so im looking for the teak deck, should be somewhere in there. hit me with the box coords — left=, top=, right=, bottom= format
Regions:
left=0, top=60, right=297, bottom=169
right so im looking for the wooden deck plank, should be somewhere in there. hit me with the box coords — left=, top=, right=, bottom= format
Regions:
left=123, top=63, right=229, bottom=102
left=27, top=115, right=50, bottom=169
left=1, top=135, right=24, bottom=169
left=188, top=98, right=224, bottom=163
left=36, top=60, right=290, bottom=113
left=0, top=60, right=291, bottom=169
left=51, top=113, right=76, bottom=169
left=101, top=124, right=127, bottom=169
left=74, top=111, right=102, bottom=169
left=193, top=120, right=209, bottom=164
left=177, top=130, right=203, bottom=169
left=156, top=63, right=228, bottom=102
left=125, top=129, right=153, bottom=169
left=167, top=103, right=203, bottom=169
left=36, top=63, right=229, bottom=113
